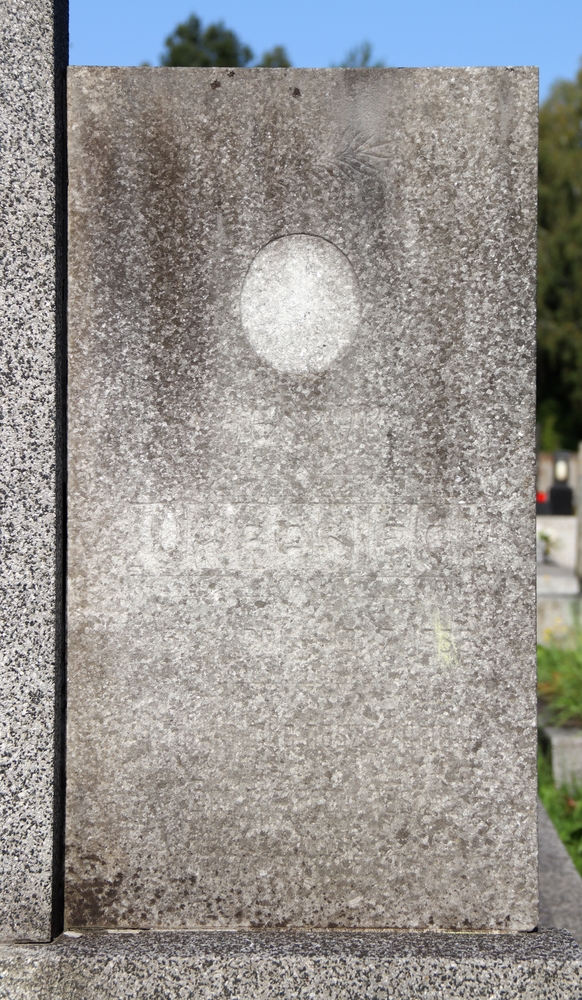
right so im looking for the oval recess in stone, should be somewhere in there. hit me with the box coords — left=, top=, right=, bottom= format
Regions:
left=240, top=234, right=360, bottom=374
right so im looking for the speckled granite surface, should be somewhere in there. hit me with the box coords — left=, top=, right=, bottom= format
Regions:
left=66, top=67, right=538, bottom=931
left=1, top=929, right=581, bottom=998
left=0, top=0, right=67, bottom=942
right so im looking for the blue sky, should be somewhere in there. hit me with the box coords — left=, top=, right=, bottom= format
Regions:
left=70, top=0, right=582, bottom=101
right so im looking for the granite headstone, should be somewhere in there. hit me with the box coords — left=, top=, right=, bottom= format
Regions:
left=65, top=66, right=538, bottom=931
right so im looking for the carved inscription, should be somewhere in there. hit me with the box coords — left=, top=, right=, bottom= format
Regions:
left=127, top=502, right=521, bottom=577
left=191, top=405, right=394, bottom=453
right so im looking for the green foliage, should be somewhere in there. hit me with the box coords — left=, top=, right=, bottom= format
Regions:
left=538, top=744, right=582, bottom=877
left=538, top=63, right=582, bottom=449
left=161, top=14, right=253, bottom=67
left=538, top=630, right=582, bottom=725
left=334, top=42, right=384, bottom=68
left=538, top=399, right=562, bottom=451
left=259, top=46, right=291, bottom=69
left=160, top=13, right=290, bottom=69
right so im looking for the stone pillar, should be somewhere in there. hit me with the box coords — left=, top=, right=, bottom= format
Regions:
left=0, top=0, right=68, bottom=941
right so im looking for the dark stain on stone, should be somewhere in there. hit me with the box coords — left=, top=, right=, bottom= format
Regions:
left=227, top=70, right=235, bottom=77
left=211, top=79, right=221, bottom=89
left=66, top=869, right=125, bottom=927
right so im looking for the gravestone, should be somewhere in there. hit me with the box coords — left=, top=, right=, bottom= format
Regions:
left=5, top=25, right=580, bottom=992
left=65, top=66, right=538, bottom=932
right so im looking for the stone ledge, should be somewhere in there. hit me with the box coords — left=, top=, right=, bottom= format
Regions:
left=0, top=928, right=580, bottom=999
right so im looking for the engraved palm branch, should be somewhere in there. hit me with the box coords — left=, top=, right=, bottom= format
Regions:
left=329, top=130, right=392, bottom=176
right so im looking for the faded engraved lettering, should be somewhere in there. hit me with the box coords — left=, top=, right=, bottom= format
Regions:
left=191, top=406, right=392, bottom=450
left=126, top=503, right=523, bottom=578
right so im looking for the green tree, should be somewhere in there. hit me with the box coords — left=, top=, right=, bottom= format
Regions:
left=538, top=64, right=582, bottom=450
left=161, top=14, right=252, bottom=67
left=333, top=42, right=385, bottom=68
left=160, top=14, right=290, bottom=69
left=260, top=45, right=291, bottom=68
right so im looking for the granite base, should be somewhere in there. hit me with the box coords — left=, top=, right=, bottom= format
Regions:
left=0, top=928, right=580, bottom=999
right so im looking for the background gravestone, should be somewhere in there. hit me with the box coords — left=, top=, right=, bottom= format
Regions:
left=66, top=66, right=538, bottom=931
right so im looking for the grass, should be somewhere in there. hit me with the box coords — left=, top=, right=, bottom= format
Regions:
left=538, top=622, right=582, bottom=875
left=538, top=743, right=582, bottom=878
left=537, top=628, right=582, bottom=726
left=537, top=628, right=582, bottom=875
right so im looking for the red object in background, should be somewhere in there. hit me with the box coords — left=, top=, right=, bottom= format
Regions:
left=537, top=491, right=548, bottom=503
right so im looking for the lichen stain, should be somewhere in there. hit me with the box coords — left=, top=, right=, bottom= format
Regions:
left=66, top=869, right=125, bottom=927
left=433, top=609, right=459, bottom=669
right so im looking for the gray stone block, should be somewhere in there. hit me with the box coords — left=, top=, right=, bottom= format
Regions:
left=538, top=798, right=582, bottom=945
left=545, top=727, right=582, bottom=788
left=1, top=928, right=581, bottom=999
left=537, top=596, right=582, bottom=645
left=65, top=66, right=538, bottom=932
left=0, top=0, right=67, bottom=942
left=537, top=565, right=580, bottom=597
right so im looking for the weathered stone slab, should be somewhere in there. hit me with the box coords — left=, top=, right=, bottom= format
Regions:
left=66, top=67, right=538, bottom=931
left=538, top=799, right=582, bottom=945
left=1, top=929, right=581, bottom=999
left=545, top=727, right=582, bottom=789
left=0, top=0, right=67, bottom=942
